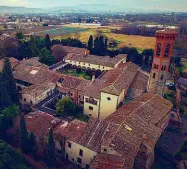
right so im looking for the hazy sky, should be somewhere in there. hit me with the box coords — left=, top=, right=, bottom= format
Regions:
left=0, top=0, right=186, bottom=12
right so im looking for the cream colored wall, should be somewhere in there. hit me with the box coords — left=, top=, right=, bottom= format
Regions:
left=84, top=96, right=100, bottom=118
left=22, top=86, right=56, bottom=105
left=22, top=93, right=35, bottom=104
left=99, top=92, right=118, bottom=120
left=117, top=89, right=125, bottom=105
left=66, top=59, right=112, bottom=71
left=65, top=140, right=97, bottom=168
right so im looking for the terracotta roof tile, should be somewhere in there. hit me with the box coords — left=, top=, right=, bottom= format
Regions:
left=90, top=154, right=126, bottom=169
left=66, top=53, right=126, bottom=68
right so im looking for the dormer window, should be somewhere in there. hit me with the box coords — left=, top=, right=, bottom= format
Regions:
left=58, top=78, right=64, bottom=83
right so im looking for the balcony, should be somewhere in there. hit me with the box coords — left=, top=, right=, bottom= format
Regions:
left=85, top=98, right=97, bottom=105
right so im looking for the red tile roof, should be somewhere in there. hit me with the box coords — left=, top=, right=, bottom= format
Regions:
left=24, top=112, right=62, bottom=139
left=66, top=53, right=126, bottom=68
left=90, top=154, right=126, bottom=169
left=51, top=45, right=88, bottom=55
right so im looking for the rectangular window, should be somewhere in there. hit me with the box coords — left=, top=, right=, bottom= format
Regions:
left=86, top=164, right=89, bottom=169
left=79, top=149, right=83, bottom=157
left=77, top=157, right=82, bottom=164
left=68, top=142, right=71, bottom=148
left=70, top=92, right=73, bottom=96
left=89, top=106, right=93, bottom=111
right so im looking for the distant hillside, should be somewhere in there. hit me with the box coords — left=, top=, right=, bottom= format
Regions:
left=0, top=6, right=44, bottom=13
left=0, top=5, right=170, bottom=14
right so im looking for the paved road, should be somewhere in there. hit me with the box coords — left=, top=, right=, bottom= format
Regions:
left=35, top=93, right=60, bottom=115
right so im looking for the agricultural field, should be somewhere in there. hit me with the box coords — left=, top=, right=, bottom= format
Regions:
left=37, top=27, right=88, bottom=36
left=53, top=24, right=155, bottom=51
left=31, top=24, right=155, bottom=51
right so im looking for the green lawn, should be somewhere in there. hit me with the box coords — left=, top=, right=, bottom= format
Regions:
left=40, top=27, right=88, bottom=35
left=62, top=69, right=91, bottom=80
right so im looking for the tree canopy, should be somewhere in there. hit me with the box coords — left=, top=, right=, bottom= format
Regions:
left=0, top=139, right=31, bottom=169
left=39, top=47, right=54, bottom=66
left=56, top=97, right=76, bottom=116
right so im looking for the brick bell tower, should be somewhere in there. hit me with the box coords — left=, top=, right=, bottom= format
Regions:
left=148, top=30, right=178, bottom=96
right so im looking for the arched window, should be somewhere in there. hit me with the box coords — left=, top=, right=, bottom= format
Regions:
left=153, top=73, right=156, bottom=79
left=164, top=43, right=170, bottom=57
left=160, top=74, right=164, bottom=80
left=156, top=43, right=161, bottom=56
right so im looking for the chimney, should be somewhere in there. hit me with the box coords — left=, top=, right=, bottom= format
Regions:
left=92, top=75, right=95, bottom=82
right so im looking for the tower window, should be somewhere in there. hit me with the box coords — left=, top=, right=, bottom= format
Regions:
left=153, top=73, right=156, bottom=79
left=156, top=43, right=161, bottom=56
left=164, top=43, right=170, bottom=57
left=161, top=75, right=164, bottom=80
left=154, top=64, right=158, bottom=70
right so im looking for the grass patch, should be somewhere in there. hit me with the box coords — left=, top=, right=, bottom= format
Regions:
left=39, top=27, right=88, bottom=36
left=62, top=69, right=91, bottom=80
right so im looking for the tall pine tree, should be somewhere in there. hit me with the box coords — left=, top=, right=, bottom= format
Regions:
left=28, top=132, right=38, bottom=158
left=20, top=115, right=29, bottom=153
left=0, top=81, right=13, bottom=110
left=2, top=57, right=19, bottom=104
left=104, top=37, right=108, bottom=54
left=93, top=37, right=99, bottom=55
left=46, top=128, right=56, bottom=167
left=45, top=34, right=51, bottom=51
left=87, top=35, right=93, bottom=53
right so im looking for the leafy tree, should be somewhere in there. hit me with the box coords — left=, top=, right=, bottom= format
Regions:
left=29, top=36, right=38, bottom=58
left=56, top=97, right=76, bottom=116
left=20, top=115, right=29, bottom=153
left=2, top=57, right=19, bottom=104
left=45, top=34, right=51, bottom=50
left=88, top=35, right=93, bottom=52
left=16, top=31, right=24, bottom=40
left=141, top=49, right=154, bottom=70
left=46, top=128, right=56, bottom=167
left=39, top=47, right=54, bottom=66
left=28, top=132, right=38, bottom=157
left=0, top=140, right=31, bottom=169
left=61, top=38, right=84, bottom=48
left=51, top=45, right=67, bottom=62
left=0, top=105, right=19, bottom=137
left=3, top=37, right=19, bottom=58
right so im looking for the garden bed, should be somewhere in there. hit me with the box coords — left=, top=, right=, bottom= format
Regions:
left=61, top=69, right=92, bottom=80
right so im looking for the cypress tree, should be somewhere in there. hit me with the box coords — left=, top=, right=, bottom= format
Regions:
left=2, top=57, right=19, bottom=104
left=45, top=34, right=51, bottom=51
left=20, top=115, right=28, bottom=153
left=93, top=37, right=99, bottom=55
left=28, top=132, right=38, bottom=158
left=46, top=128, right=56, bottom=167
left=98, top=36, right=105, bottom=55
left=105, top=37, right=108, bottom=54
left=0, top=77, right=13, bottom=109
left=87, top=35, right=93, bottom=53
